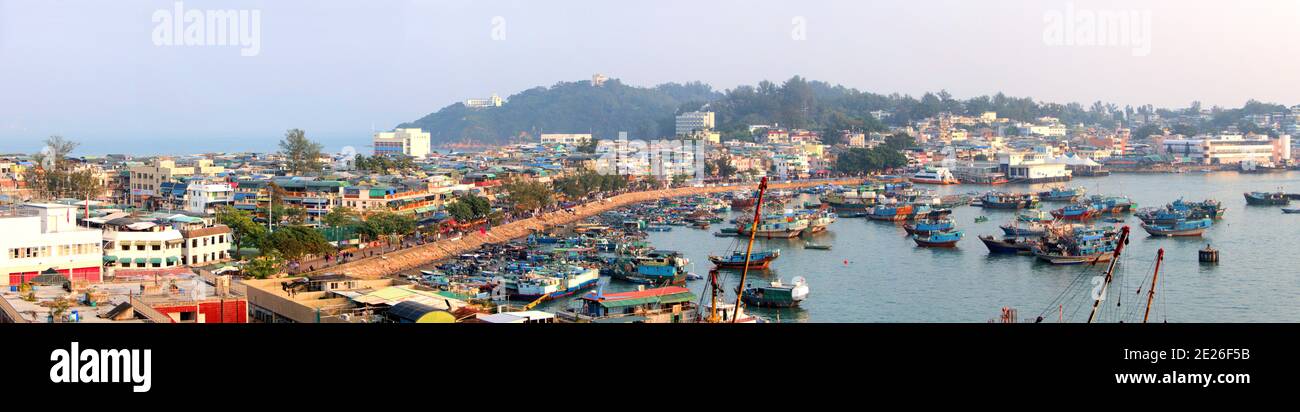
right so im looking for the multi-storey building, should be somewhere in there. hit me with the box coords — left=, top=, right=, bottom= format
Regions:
left=675, top=111, right=715, bottom=136
left=128, top=159, right=225, bottom=209
left=185, top=182, right=235, bottom=215
left=101, top=217, right=185, bottom=275
left=373, top=128, right=432, bottom=158
left=1159, top=134, right=1292, bottom=165
left=0, top=203, right=104, bottom=286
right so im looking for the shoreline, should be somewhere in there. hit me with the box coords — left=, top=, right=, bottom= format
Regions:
left=304, top=178, right=863, bottom=279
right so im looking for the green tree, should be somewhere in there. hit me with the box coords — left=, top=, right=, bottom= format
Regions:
left=834, top=147, right=908, bottom=174
left=243, top=251, right=285, bottom=279
left=279, top=129, right=324, bottom=175
left=502, top=180, right=553, bottom=212
left=216, top=206, right=266, bottom=259
left=261, top=225, right=333, bottom=262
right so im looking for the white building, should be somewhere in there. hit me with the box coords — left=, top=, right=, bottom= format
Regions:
left=675, top=111, right=716, bottom=136
left=175, top=220, right=232, bottom=266
left=102, top=219, right=185, bottom=274
left=540, top=133, right=593, bottom=146
left=186, top=183, right=234, bottom=215
left=997, top=152, right=1072, bottom=183
left=1160, top=134, right=1291, bottom=165
left=464, top=94, right=503, bottom=108
left=0, top=204, right=104, bottom=285
left=373, top=128, right=432, bottom=158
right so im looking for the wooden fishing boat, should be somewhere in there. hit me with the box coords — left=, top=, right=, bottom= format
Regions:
left=709, top=250, right=780, bottom=269
left=978, top=235, right=1034, bottom=254
left=912, top=230, right=963, bottom=247
left=1244, top=191, right=1289, bottom=205
left=1140, top=218, right=1211, bottom=237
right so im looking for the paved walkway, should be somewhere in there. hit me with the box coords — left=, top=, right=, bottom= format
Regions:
left=302, top=178, right=863, bottom=279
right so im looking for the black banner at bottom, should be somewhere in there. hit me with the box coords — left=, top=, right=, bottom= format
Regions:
left=1, top=323, right=1289, bottom=399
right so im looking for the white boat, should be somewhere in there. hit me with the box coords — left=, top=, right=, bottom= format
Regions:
left=909, top=167, right=959, bottom=185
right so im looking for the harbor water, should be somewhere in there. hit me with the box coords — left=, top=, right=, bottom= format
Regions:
left=543, top=171, right=1300, bottom=322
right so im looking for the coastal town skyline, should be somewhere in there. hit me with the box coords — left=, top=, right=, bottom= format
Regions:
left=5, top=0, right=1300, bottom=151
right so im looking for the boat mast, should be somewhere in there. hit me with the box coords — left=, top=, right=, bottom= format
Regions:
left=731, top=177, right=768, bottom=323
left=1087, top=225, right=1130, bottom=323
left=1143, top=248, right=1164, bottom=323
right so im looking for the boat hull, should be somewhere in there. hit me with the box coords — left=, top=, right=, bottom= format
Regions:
left=509, top=278, right=600, bottom=301
left=1034, top=252, right=1113, bottom=265
left=1140, top=224, right=1207, bottom=237
left=978, top=235, right=1032, bottom=254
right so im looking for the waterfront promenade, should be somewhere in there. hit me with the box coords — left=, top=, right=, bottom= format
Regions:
left=304, top=178, right=862, bottom=279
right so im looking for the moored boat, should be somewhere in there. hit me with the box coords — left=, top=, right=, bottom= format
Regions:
left=978, top=235, right=1035, bottom=254
left=903, top=218, right=955, bottom=235
left=978, top=192, right=1039, bottom=209
left=1244, top=191, right=1289, bottom=205
left=506, top=265, right=601, bottom=301
left=735, top=213, right=808, bottom=238
left=1051, top=204, right=1100, bottom=221
left=709, top=249, right=781, bottom=269
left=1140, top=218, right=1211, bottom=237
left=1032, top=226, right=1124, bottom=265
left=1038, top=186, right=1086, bottom=202
left=741, top=277, right=810, bottom=308
left=609, top=250, right=690, bottom=285
left=912, top=229, right=963, bottom=247
left=909, top=166, right=960, bottom=185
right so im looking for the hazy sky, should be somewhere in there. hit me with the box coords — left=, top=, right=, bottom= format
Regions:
left=2, top=0, right=1299, bottom=154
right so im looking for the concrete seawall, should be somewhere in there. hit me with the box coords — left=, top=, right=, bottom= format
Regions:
left=306, top=178, right=863, bottom=279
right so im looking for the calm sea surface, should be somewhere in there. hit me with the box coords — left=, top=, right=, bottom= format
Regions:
left=538, top=171, right=1300, bottom=322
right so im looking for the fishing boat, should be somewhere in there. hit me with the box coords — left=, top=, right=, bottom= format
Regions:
left=709, top=249, right=781, bottom=269
left=608, top=250, right=690, bottom=285
left=978, top=235, right=1034, bottom=254
left=1016, top=209, right=1054, bottom=223
left=801, top=210, right=838, bottom=233
left=1244, top=191, right=1289, bottom=205
left=912, top=229, right=963, bottom=247
left=903, top=218, right=955, bottom=235
left=909, top=166, right=960, bottom=185
left=1283, top=208, right=1300, bottom=214
left=999, top=221, right=1049, bottom=237
left=1140, top=218, right=1212, bottom=237
left=1051, top=204, right=1100, bottom=221
left=867, top=203, right=915, bottom=221
left=974, top=216, right=989, bottom=223
left=741, top=276, right=810, bottom=308
left=729, top=192, right=757, bottom=208
left=977, top=192, right=1039, bottom=209
left=804, top=242, right=831, bottom=250
left=735, top=213, right=808, bottom=238
left=1136, top=198, right=1225, bottom=223
left=1086, top=195, right=1137, bottom=213
left=821, top=185, right=879, bottom=212
left=1032, top=226, right=1126, bottom=265
left=506, top=266, right=601, bottom=301
left=1037, top=186, right=1086, bottom=202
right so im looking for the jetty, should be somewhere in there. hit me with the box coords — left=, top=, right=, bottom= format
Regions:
left=303, top=178, right=862, bottom=279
